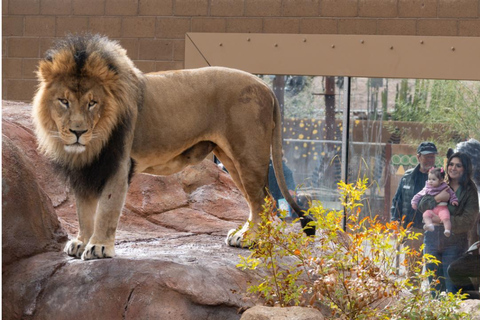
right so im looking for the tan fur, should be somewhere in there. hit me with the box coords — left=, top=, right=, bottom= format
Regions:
left=33, top=35, right=299, bottom=260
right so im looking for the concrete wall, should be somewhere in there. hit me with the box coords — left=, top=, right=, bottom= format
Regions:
left=3, top=0, right=480, bottom=101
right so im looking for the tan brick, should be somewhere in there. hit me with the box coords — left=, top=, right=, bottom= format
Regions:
left=175, top=0, right=208, bottom=16
left=41, top=0, right=72, bottom=15
left=377, top=19, right=416, bottom=35
left=5, top=79, right=37, bottom=101
left=283, top=0, right=319, bottom=17
left=89, top=17, right=122, bottom=38
left=173, top=40, right=185, bottom=61
left=459, top=20, right=480, bottom=37
left=56, top=17, right=89, bottom=37
left=73, top=0, right=105, bottom=15
left=338, top=19, right=377, bottom=35
left=245, top=0, right=281, bottom=17
left=320, top=0, right=358, bottom=17
left=8, top=38, right=40, bottom=58
left=264, top=18, right=300, bottom=33
left=300, top=18, right=337, bottom=34
left=23, top=59, right=40, bottom=79
left=9, top=0, right=40, bottom=14
left=138, top=39, right=173, bottom=60
left=3, top=38, right=8, bottom=56
left=156, top=18, right=191, bottom=39
left=106, top=0, right=138, bottom=15
left=438, top=0, right=478, bottom=18
left=2, top=80, right=7, bottom=100
left=134, top=60, right=156, bottom=73
left=359, top=0, right=397, bottom=18
left=156, top=61, right=183, bottom=71
left=210, top=0, right=244, bottom=17
left=191, top=18, right=227, bottom=32
left=398, top=0, right=437, bottom=18
left=40, top=38, right=56, bottom=57
left=139, top=0, right=173, bottom=15
left=25, top=16, right=56, bottom=37
left=122, top=17, right=155, bottom=37
left=2, top=58, right=23, bottom=79
left=226, top=18, right=263, bottom=33
left=3, top=0, right=8, bottom=14
left=417, top=19, right=457, bottom=36
left=116, top=38, right=139, bottom=59
left=3, top=16, right=24, bottom=36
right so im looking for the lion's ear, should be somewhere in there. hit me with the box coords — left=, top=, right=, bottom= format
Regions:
left=85, top=53, right=119, bottom=86
left=37, top=59, right=54, bottom=83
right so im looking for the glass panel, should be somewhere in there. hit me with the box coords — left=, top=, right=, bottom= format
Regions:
left=258, top=75, right=480, bottom=226
left=349, top=78, right=480, bottom=222
left=258, top=75, right=346, bottom=211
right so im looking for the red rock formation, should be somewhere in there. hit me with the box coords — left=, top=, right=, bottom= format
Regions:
left=2, top=101, right=256, bottom=320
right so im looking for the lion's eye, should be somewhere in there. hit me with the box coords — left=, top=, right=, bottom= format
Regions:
left=58, top=99, right=69, bottom=108
left=88, top=100, right=97, bottom=109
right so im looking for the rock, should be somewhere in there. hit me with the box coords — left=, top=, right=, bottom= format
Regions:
left=2, top=101, right=258, bottom=319
left=2, top=134, right=67, bottom=267
left=240, top=306, right=324, bottom=320
left=459, top=299, right=480, bottom=319
left=3, top=252, right=253, bottom=320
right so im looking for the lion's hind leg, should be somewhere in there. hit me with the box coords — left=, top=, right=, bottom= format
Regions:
left=214, top=147, right=270, bottom=248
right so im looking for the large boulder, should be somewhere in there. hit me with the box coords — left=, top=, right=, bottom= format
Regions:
left=2, top=134, right=67, bottom=267
left=2, top=101, right=257, bottom=319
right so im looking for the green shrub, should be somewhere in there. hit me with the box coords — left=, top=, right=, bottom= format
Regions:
left=237, top=178, right=469, bottom=319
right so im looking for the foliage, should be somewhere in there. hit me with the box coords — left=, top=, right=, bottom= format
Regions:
left=237, top=178, right=469, bottom=319
left=391, top=79, right=480, bottom=148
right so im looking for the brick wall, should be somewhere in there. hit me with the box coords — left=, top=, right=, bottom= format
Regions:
left=3, top=0, right=480, bottom=101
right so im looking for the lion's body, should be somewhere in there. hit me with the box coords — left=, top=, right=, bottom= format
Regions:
left=134, top=69, right=275, bottom=176
left=33, top=34, right=307, bottom=260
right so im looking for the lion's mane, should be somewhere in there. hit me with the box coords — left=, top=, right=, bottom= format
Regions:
left=32, top=34, right=143, bottom=196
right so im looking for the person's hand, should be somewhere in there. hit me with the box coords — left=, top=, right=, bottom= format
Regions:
left=412, top=203, right=417, bottom=210
left=430, top=215, right=442, bottom=224
left=452, top=201, right=458, bottom=206
left=434, top=189, right=450, bottom=203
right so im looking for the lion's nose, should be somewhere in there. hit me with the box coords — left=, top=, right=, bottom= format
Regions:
left=70, top=129, right=87, bottom=139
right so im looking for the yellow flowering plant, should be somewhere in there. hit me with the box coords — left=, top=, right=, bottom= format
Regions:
left=237, top=177, right=469, bottom=319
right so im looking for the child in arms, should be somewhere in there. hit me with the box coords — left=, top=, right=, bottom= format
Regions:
left=411, top=167, right=458, bottom=237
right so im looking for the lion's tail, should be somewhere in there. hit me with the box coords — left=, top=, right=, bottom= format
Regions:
left=271, top=93, right=315, bottom=236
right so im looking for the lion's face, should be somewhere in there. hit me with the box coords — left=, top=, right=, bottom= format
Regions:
left=33, top=34, right=141, bottom=168
left=46, top=78, right=105, bottom=154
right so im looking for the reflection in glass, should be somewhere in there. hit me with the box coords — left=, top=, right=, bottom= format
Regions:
left=259, top=75, right=345, bottom=211
left=260, top=75, right=480, bottom=222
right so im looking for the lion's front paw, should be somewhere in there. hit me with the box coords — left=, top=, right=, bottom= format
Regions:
left=226, top=224, right=255, bottom=248
left=64, top=239, right=86, bottom=258
left=81, top=243, right=115, bottom=260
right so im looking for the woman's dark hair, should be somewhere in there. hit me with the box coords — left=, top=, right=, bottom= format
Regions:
left=428, top=167, right=445, bottom=181
left=446, top=152, right=473, bottom=187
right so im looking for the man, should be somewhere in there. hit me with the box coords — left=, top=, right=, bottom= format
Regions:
left=390, top=141, right=438, bottom=275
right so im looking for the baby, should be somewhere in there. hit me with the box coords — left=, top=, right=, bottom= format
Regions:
left=411, top=167, right=458, bottom=237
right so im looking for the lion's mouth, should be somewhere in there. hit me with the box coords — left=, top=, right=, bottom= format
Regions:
left=64, top=143, right=86, bottom=154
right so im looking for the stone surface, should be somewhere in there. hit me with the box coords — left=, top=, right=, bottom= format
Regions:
left=459, top=300, right=480, bottom=319
left=2, top=101, right=258, bottom=320
left=2, top=134, right=67, bottom=267
left=240, top=306, right=324, bottom=320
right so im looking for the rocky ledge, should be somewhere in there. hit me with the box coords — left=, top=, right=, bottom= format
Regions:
left=2, top=101, right=258, bottom=320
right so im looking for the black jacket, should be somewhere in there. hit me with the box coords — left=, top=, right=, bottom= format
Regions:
left=390, top=164, right=427, bottom=229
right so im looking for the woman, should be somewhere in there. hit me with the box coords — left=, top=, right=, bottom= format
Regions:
left=424, top=152, right=479, bottom=294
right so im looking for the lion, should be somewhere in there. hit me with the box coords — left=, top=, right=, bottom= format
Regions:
left=32, top=34, right=314, bottom=260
